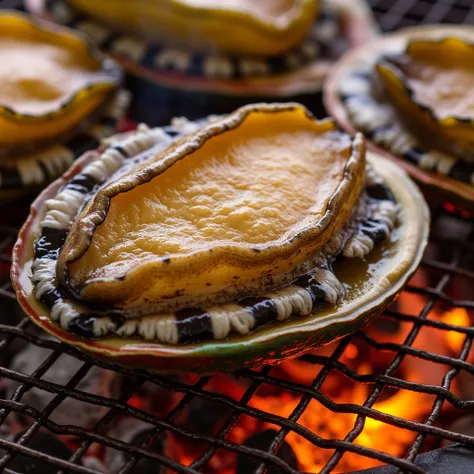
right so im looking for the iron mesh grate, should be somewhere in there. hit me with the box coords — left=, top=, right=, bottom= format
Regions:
left=0, top=0, right=474, bottom=473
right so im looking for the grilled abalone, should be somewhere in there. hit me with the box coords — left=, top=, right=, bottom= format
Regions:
left=376, top=37, right=474, bottom=160
left=0, top=12, right=127, bottom=199
left=29, top=0, right=376, bottom=126
left=64, top=0, right=320, bottom=56
left=325, top=25, right=474, bottom=211
left=13, top=103, right=428, bottom=372
left=0, top=12, right=121, bottom=154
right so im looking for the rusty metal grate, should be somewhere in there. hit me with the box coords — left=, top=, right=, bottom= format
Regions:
left=0, top=1, right=474, bottom=473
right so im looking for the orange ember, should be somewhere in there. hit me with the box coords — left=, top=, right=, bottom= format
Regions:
left=441, top=308, right=470, bottom=353
left=228, top=357, right=431, bottom=473
left=174, top=276, right=470, bottom=473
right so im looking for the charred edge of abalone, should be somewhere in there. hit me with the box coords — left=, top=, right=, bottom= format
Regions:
left=31, top=123, right=179, bottom=338
left=56, top=103, right=366, bottom=310
left=46, top=0, right=340, bottom=80
left=338, top=66, right=474, bottom=184
left=30, top=116, right=398, bottom=344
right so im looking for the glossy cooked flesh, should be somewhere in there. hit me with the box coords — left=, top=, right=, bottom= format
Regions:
left=179, top=0, right=298, bottom=22
left=0, top=37, right=101, bottom=115
left=60, top=107, right=364, bottom=311
left=69, top=113, right=351, bottom=284
left=400, top=58, right=474, bottom=121
left=65, top=0, right=317, bottom=56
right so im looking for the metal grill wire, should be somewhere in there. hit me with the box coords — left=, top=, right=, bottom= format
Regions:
left=0, top=1, right=473, bottom=473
